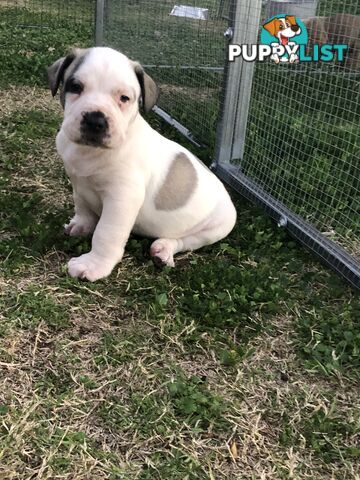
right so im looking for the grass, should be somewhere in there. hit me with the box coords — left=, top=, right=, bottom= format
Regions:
left=0, top=2, right=360, bottom=479
left=3, top=0, right=355, bottom=257
left=0, top=4, right=94, bottom=88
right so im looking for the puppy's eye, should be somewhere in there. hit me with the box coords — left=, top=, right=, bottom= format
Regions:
left=67, top=81, right=83, bottom=95
left=279, top=24, right=284, bottom=30
left=286, top=22, right=290, bottom=27
left=120, top=95, right=130, bottom=103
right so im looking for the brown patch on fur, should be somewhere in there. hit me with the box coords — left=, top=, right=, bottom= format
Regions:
left=304, top=14, right=360, bottom=70
left=131, top=61, right=159, bottom=112
left=155, top=153, right=198, bottom=211
left=303, top=17, right=329, bottom=46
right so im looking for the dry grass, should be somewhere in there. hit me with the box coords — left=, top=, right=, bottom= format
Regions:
left=1, top=87, right=359, bottom=480
left=0, top=85, right=61, bottom=116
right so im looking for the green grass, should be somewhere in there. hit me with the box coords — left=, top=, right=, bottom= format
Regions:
left=0, top=5, right=94, bottom=88
left=0, top=2, right=359, bottom=479
left=1, top=97, right=359, bottom=479
left=270, top=387, right=359, bottom=466
left=3, top=2, right=358, bottom=259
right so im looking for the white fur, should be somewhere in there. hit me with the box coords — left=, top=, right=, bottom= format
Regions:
left=55, top=47, right=236, bottom=281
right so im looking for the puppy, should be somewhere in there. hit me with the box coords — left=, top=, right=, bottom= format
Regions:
left=48, top=47, right=236, bottom=281
left=263, top=15, right=302, bottom=63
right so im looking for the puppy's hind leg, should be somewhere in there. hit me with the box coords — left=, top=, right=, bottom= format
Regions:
left=150, top=200, right=236, bottom=267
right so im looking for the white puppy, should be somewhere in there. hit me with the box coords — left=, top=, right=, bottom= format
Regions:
left=48, top=47, right=236, bottom=281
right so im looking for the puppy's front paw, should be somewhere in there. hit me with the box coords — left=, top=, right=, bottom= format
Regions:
left=64, top=217, right=96, bottom=237
left=68, top=253, right=113, bottom=281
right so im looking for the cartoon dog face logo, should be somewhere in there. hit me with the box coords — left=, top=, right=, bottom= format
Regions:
left=263, top=15, right=302, bottom=45
left=263, top=15, right=302, bottom=63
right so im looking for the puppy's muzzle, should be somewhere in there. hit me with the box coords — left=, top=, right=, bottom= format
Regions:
left=291, top=24, right=300, bottom=33
left=80, top=110, right=109, bottom=146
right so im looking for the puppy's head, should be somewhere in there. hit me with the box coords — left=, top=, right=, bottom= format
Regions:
left=263, top=16, right=301, bottom=45
left=48, top=47, right=159, bottom=148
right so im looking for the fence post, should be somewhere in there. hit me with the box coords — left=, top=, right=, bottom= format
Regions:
left=214, top=0, right=262, bottom=166
left=95, top=0, right=105, bottom=46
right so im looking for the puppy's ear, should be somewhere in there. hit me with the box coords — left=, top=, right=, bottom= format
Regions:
left=263, top=19, right=278, bottom=36
left=132, top=61, right=159, bottom=113
left=285, top=15, right=297, bottom=26
left=47, top=52, right=76, bottom=97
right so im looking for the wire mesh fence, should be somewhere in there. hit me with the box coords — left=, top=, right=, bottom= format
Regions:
left=0, top=0, right=94, bottom=26
left=215, top=0, right=359, bottom=287
left=0, top=0, right=95, bottom=87
left=100, top=1, right=359, bottom=283
left=102, top=0, right=233, bottom=146
left=243, top=1, right=359, bottom=253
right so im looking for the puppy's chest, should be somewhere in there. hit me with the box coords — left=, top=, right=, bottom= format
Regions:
left=71, top=176, right=103, bottom=216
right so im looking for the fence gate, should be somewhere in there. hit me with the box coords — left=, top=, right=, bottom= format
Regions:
left=97, top=0, right=360, bottom=289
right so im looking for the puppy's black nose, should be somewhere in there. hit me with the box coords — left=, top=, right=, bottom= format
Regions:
left=291, top=25, right=300, bottom=32
left=82, top=111, right=108, bottom=133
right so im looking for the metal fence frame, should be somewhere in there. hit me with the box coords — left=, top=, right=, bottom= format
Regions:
left=213, top=0, right=360, bottom=290
left=95, top=0, right=105, bottom=46
left=95, top=0, right=360, bottom=290
left=95, top=0, right=213, bottom=147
